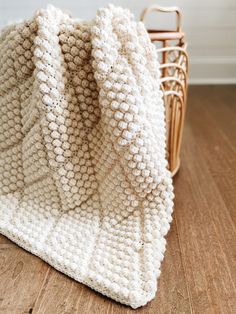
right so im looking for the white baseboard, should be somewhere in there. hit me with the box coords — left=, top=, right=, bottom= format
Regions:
left=189, top=78, right=236, bottom=85
left=189, top=56, right=236, bottom=85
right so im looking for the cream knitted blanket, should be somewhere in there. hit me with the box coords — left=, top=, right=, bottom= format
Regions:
left=0, top=5, right=174, bottom=308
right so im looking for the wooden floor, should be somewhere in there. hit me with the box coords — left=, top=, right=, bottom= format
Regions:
left=0, top=85, right=236, bottom=314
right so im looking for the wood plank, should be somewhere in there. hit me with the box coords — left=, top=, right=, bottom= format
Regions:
left=0, top=235, right=13, bottom=245
left=0, top=243, right=49, bottom=314
left=187, top=86, right=236, bottom=223
left=174, top=85, right=236, bottom=313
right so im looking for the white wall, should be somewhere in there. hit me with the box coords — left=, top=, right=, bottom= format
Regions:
left=1, top=0, right=236, bottom=84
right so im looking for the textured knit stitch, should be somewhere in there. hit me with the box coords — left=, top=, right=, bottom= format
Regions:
left=0, top=5, right=174, bottom=308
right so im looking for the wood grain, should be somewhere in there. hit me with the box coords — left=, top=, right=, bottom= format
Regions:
left=0, top=85, right=235, bottom=314
left=0, top=243, right=49, bottom=314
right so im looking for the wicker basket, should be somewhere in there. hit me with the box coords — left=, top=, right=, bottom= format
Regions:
left=140, top=6, right=189, bottom=176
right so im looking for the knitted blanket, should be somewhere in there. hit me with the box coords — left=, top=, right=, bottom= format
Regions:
left=0, top=5, right=174, bottom=308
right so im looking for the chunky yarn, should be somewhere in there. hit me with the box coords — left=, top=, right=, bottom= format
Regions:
left=0, top=5, right=174, bottom=308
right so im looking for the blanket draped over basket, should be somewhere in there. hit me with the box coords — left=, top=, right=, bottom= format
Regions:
left=0, top=5, right=174, bottom=308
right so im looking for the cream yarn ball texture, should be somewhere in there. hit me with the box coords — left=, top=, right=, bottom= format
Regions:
left=0, top=5, right=174, bottom=308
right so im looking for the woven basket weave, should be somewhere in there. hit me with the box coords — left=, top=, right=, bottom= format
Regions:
left=140, top=6, right=189, bottom=176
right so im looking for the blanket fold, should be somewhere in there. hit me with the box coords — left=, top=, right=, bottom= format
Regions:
left=0, top=4, right=174, bottom=308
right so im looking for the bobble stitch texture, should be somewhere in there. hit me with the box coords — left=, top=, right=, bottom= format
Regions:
left=0, top=4, right=174, bottom=310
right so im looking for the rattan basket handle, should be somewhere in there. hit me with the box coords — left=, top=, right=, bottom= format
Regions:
left=140, top=5, right=181, bottom=32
